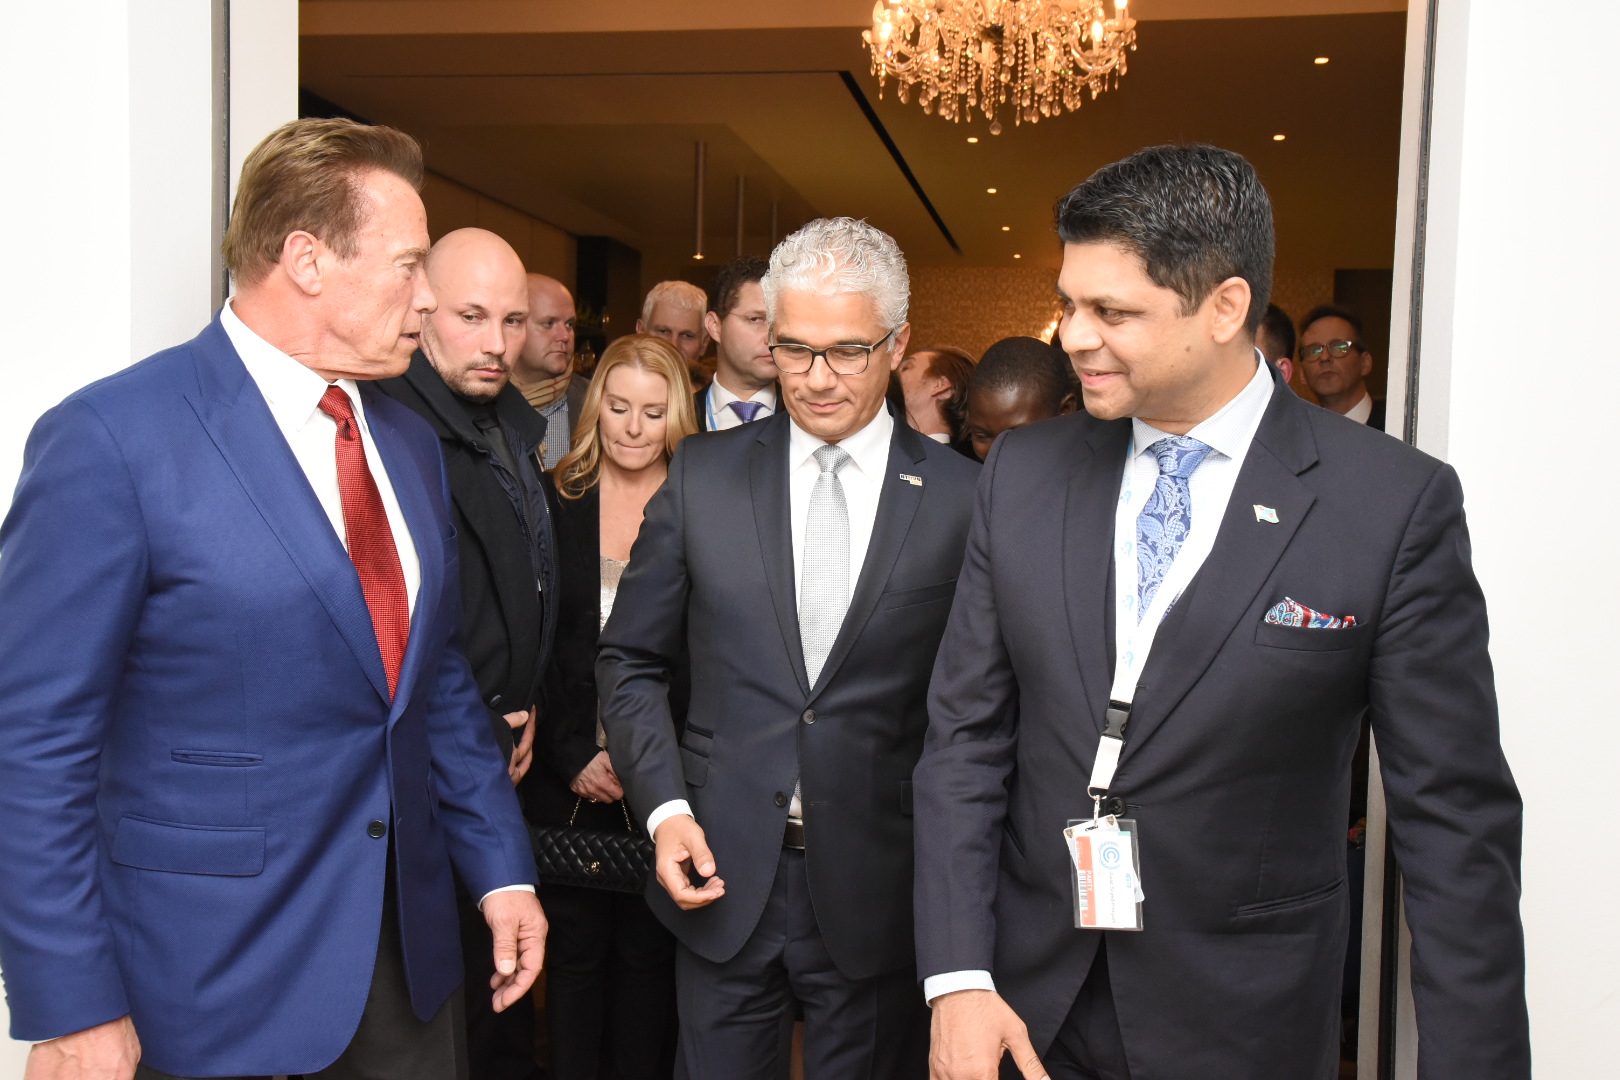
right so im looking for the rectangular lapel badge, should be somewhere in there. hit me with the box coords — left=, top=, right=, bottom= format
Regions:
left=899, top=473, right=923, bottom=487
left=1253, top=504, right=1279, bottom=524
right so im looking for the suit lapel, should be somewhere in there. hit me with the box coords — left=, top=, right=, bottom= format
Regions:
left=361, top=385, right=444, bottom=721
left=808, top=421, right=928, bottom=698
left=749, top=416, right=811, bottom=696
left=185, top=322, right=392, bottom=706
left=1064, top=419, right=1133, bottom=736
left=1121, top=383, right=1319, bottom=758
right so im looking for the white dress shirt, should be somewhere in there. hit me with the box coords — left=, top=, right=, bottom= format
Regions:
left=924, top=431, right=951, bottom=445
left=923, top=356, right=1273, bottom=1005
left=223, top=302, right=532, bottom=907
left=1345, top=390, right=1374, bottom=426
left=645, top=407, right=896, bottom=838
left=706, top=379, right=778, bottom=430
left=221, top=302, right=421, bottom=613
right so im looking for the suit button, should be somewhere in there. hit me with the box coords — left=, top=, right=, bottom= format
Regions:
left=367, top=820, right=388, bottom=839
left=774, top=792, right=788, bottom=807
left=1102, top=797, right=1128, bottom=818
left=487, top=694, right=504, bottom=709
left=801, top=709, right=816, bottom=725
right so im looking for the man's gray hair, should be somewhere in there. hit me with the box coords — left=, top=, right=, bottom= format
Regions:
left=762, top=217, right=910, bottom=332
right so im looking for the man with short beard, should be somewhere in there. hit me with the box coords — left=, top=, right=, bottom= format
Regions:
left=377, top=227, right=559, bottom=1080
left=513, top=273, right=585, bottom=469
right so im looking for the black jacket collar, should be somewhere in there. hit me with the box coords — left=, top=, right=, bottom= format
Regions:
left=399, top=350, right=547, bottom=456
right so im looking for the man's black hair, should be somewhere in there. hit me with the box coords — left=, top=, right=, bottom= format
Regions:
left=970, top=336, right=1075, bottom=412
left=1300, top=303, right=1365, bottom=344
left=707, top=255, right=769, bottom=318
left=1258, top=303, right=1296, bottom=362
left=1055, top=144, right=1274, bottom=333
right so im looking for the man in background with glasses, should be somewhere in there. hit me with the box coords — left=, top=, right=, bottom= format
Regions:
left=1298, top=304, right=1384, bottom=430
left=598, top=217, right=979, bottom=1079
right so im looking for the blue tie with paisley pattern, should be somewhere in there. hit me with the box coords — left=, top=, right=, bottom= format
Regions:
left=727, top=400, right=766, bottom=424
left=1135, top=435, right=1215, bottom=622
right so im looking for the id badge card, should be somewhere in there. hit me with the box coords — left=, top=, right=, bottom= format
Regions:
left=1064, top=817, right=1145, bottom=931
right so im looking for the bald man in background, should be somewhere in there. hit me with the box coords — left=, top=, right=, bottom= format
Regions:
left=513, top=274, right=585, bottom=469
left=377, top=228, right=559, bottom=1080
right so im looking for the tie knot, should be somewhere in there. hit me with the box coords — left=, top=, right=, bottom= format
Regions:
left=814, top=443, right=852, bottom=476
left=319, top=384, right=357, bottom=435
left=728, top=400, right=766, bottom=424
left=1149, top=435, right=1213, bottom=480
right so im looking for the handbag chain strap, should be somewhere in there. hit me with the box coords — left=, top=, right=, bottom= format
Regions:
left=567, top=795, right=636, bottom=835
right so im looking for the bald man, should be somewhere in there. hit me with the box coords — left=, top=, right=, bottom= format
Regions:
left=513, top=274, right=584, bottom=469
left=376, top=228, right=559, bottom=1080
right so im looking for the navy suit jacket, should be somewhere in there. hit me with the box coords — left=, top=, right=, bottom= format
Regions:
left=914, top=364, right=1529, bottom=1078
left=0, top=317, right=537, bottom=1076
left=597, top=410, right=977, bottom=979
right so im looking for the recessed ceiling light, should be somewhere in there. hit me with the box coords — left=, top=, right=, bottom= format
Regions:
left=967, top=137, right=980, bottom=144
left=1272, top=134, right=1287, bottom=141
left=986, top=187, right=998, bottom=194
left=693, top=253, right=705, bottom=260
left=1013, top=254, right=1022, bottom=259
left=1315, top=56, right=1330, bottom=65
left=1001, top=225, right=1011, bottom=231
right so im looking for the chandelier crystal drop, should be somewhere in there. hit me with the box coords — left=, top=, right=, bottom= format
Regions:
left=862, top=0, right=1138, bottom=131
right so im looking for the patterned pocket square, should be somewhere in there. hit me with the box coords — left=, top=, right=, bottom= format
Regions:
left=1264, top=597, right=1357, bottom=629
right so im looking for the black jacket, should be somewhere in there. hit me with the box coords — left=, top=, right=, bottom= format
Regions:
left=376, top=352, right=560, bottom=762
left=529, top=475, right=688, bottom=830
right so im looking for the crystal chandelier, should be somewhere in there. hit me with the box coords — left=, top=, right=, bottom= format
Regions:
left=862, top=0, right=1138, bottom=133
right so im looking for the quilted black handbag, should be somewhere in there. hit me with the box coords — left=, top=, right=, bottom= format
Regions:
left=531, top=797, right=654, bottom=894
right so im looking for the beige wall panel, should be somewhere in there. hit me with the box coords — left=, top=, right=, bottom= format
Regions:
left=421, top=172, right=480, bottom=240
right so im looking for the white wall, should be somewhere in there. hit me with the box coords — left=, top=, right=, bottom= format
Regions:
left=0, top=1, right=295, bottom=1070
left=1413, top=0, right=1620, bottom=1074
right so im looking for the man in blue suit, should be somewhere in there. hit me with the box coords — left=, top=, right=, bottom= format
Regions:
left=0, top=118, right=545, bottom=1079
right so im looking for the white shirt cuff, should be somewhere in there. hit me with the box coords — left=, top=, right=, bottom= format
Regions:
left=923, top=970, right=996, bottom=1004
left=477, top=884, right=536, bottom=909
left=646, top=799, right=694, bottom=838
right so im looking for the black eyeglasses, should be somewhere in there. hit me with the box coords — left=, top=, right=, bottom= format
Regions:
left=1299, top=339, right=1361, bottom=363
left=768, top=330, right=896, bottom=375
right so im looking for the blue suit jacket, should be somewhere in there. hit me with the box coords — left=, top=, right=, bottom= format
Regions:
left=0, top=317, right=537, bottom=1076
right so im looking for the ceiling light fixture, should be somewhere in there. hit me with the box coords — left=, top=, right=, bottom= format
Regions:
left=1315, top=56, right=1330, bottom=65
left=1002, top=225, right=1011, bottom=231
left=987, top=187, right=998, bottom=194
left=967, top=136, right=980, bottom=143
left=1273, top=134, right=1286, bottom=141
left=863, top=0, right=1138, bottom=133
left=1014, top=254, right=1023, bottom=259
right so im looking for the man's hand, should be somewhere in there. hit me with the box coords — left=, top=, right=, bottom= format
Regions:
left=505, top=708, right=534, bottom=785
left=930, top=989, right=1047, bottom=1080
left=483, top=890, right=547, bottom=1013
left=569, top=750, right=624, bottom=804
left=653, top=814, right=725, bottom=909
left=25, top=1014, right=141, bottom=1080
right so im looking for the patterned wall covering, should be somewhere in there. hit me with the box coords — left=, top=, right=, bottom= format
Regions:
left=907, top=267, right=1067, bottom=359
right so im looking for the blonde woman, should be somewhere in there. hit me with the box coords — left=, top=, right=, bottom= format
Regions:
left=532, top=334, right=696, bottom=1080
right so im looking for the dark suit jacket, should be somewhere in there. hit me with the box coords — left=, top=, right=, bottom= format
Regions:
left=914, top=363, right=1527, bottom=1078
left=1368, top=396, right=1387, bottom=432
left=0, top=317, right=536, bottom=1075
left=376, top=354, right=560, bottom=763
left=597, top=410, right=978, bottom=980
left=527, top=476, right=688, bottom=830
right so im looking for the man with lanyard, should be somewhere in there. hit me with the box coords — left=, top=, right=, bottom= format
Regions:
left=913, top=145, right=1528, bottom=1080
left=696, top=255, right=778, bottom=432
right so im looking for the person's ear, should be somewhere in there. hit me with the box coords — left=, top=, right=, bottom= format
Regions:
left=634, top=319, right=647, bottom=334
left=1358, top=350, right=1374, bottom=378
left=1058, top=391, right=1079, bottom=415
left=703, top=310, right=722, bottom=343
left=1206, top=276, right=1252, bottom=346
left=888, top=322, right=911, bottom=372
left=280, top=231, right=324, bottom=297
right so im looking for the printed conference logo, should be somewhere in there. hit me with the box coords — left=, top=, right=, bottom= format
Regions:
left=1098, top=840, right=1123, bottom=870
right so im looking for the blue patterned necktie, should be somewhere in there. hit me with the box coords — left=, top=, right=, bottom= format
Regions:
left=1135, top=435, right=1215, bottom=622
left=728, top=400, right=766, bottom=424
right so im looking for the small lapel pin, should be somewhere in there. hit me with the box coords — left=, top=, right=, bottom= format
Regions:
left=1253, top=504, right=1279, bottom=524
left=899, top=473, right=923, bottom=487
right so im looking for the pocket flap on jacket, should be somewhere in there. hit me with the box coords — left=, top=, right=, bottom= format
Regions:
left=111, top=815, right=265, bottom=877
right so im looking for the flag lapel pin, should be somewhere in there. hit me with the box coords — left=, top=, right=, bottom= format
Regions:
left=1253, top=504, right=1279, bottom=524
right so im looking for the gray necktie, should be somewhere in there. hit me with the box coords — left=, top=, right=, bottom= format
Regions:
left=800, top=443, right=853, bottom=686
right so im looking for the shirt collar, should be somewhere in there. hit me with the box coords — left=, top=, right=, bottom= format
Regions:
left=221, top=300, right=351, bottom=433
left=787, top=403, right=894, bottom=479
left=1130, top=352, right=1274, bottom=462
left=1345, top=390, right=1374, bottom=425
left=710, top=378, right=777, bottom=411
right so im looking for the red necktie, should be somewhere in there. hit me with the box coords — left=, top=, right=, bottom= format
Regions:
left=319, top=385, right=410, bottom=697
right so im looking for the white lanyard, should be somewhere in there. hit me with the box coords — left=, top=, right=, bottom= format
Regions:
left=1088, top=434, right=1204, bottom=807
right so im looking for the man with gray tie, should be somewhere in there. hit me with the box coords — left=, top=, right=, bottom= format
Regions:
left=597, top=217, right=979, bottom=1079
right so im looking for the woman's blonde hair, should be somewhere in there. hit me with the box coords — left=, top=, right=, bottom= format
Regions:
left=554, top=334, right=698, bottom=499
